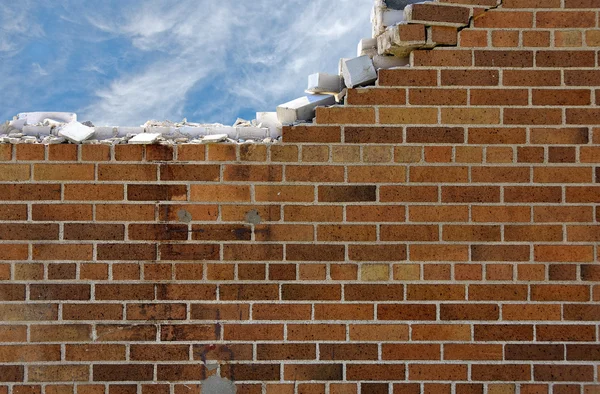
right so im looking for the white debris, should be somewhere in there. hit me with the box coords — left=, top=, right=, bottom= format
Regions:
left=256, top=112, right=282, bottom=139
left=117, top=127, right=144, bottom=137
left=276, top=94, right=336, bottom=124
left=128, top=133, right=161, bottom=144
left=22, top=125, right=52, bottom=137
left=373, top=55, right=410, bottom=70
left=58, top=121, right=95, bottom=144
left=94, top=127, right=118, bottom=140
left=306, top=73, right=344, bottom=94
left=15, top=112, right=76, bottom=127
left=371, top=1, right=405, bottom=38
left=202, top=134, right=228, bottom=143
left=357, top=38, right=378, bottom=58
left=341, top=56, right=378, bottom=88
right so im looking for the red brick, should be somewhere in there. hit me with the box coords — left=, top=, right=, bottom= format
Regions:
left=534, top=365, right=594, bottom=382
left=409, top=364, right=467, bottom=381
left=471, top=364, right=531, bottom=381
left=537, top=51, right=595, bottom=67
left=475, top=50, right=533, bottom=67
left=378, top=69, right=438, bottom=87
left=474, top=11, right=533, bottom=27
left=503, top=70, right=561, bottom=86
left=444, top=344, right=503, bottom=360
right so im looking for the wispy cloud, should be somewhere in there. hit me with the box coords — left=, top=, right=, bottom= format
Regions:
left=1, top=0, right=372, bottom=126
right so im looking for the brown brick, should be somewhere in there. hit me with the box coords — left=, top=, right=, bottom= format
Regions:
left=283, top=126, right=341, bottom=143
left=538, top=10, right=596, bottom=28
left=504, top=304, right=562, bottom=320
left=409, top=364, right=468, bottom=380
left=287, top=324, right=345, bottom=341
left=537, top=50, right=595, bottom=67
left=469, top=285, right=528, bottom=301
left=159, top=164, right=220, bottom=181
left=531, top=284, right=590, bottom=302
left=469, top=127, right=526, bottom=144
left=206, top=144, right=236, bottom=161
left=223, top=244, right=283, bottom=261
left=380, top=107, right=438, bottom=125
left=442, top=186, right=501, bottom=203
left=33, top=244, right=93, bottom=261
left=380, top=186, right=438, bottom=202
left=15, top=144, right=41, bottom=160
left=535, top=245, right=594, bottom=262
left=407, top=284, right=465, bottom=301
left=441, top=69, right=499, bottom=86
left=257, top=344, right=315, bottom=361
left=505, top=186, right=562, bottom=203
left=160, top=324, right=218, bottom=341
left=471, top=245, right=530, bottom=262
left=0, top=244, right=27, bottom=261
left=316, top=107, right=375, bottom=125
left=284, top=364, right=343, bottom=381
left=474, top=10, right=533, bottom=27
left=286, top=165, right=343, bottom=183
left=30, top=324, right=90, bottom=342
left=127, top=303, right=186, bottom=320
left=346, top=364, right=405, bottom=381
left=190, top=303, right=249, bottom=320
left=406, top=127, right=464, bottom=143
left=459, top=29, right=488, bottom=47
left=318, top=186, right=376, bottom=202
left=348, top=244, right=406, bottom=262
left=382, top=344, right=440, bottom=360
left=220, top=284, right=278, bottom=300
left=253, top=304, right=312, bottom=321
left=506, top=344, right=564, bottom=361
left=130, top=344, right=188, bottom=361
left=64, top=223, right=124, bottom=240
left=474, top=324, right=533, bottom=341
left=0, top=365, right=23, bottom=382
left=97, top=244, right=156, bottom=261
left=379, top=304, right=437, bottom=321
left=408, top=89, right=467, bottom=105
left=443, top=225, right=500, bottom=242
left=144, top=145, right=173, bottom=161
left=410, top=244, right=468, bottom=261
left=344, top=127, right=403, bottom=144
left=28, top=365, right=88, bottom=382
left=471, top=89, right=529, bottom=106
left=534, top=365, right=594, bottom=382
left=127, top=184, right=186, bottom=201
left=96, top=204, right=154, bottom=221
left=441, top=304, right=499, bottom=320
left=62, top=303, right=122, bottom=321
left=444, top=344, right=503, bottom=360
left=503, top=70, right=561, bottom=86
left=378, top=69, right=437, bottom=87
left=320, top=344, right=377, bottom=361
left=255, top=185, right=314, bottom=202
left=114, top=145, right=143, bottom=161
left=175, top=144, right=205, bottom=161
left=29, top=284, right=89, bottom=301
left=475, top=50, right=533, bottom=67
left=471, top=364, right=531, bottom=381
left=64, top=184, right=123, bottom=201
left=66, top=344, right=125, bottom=361
left=301, top=145, right=329, bottom=162
left=523, top=30, right=551, bottom=47
left=190, top=185, right=249, bottom=202
left=492, top=31, right=520, bottom=47
left=157, top=284, right=216, bottom=300
left=281, top=284, right=340, bottom=301
left=381, top=225, right=438, bottom=241
left=221, top=205, right=279, bottom=222
left=47, top=145, right=77, bottom=161
left=224, top=324, right=283, bottom=341
left=93, top=365, right=153, bottom=382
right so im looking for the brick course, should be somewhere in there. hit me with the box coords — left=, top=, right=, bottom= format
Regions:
left=2, top=0, right=600, bottom=392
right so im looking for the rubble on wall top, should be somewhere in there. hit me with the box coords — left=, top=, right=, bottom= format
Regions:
left=1, top=0, right=498, bottom=146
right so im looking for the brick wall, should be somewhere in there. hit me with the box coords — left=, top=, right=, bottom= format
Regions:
left=1, top=0, right=600, bottom=393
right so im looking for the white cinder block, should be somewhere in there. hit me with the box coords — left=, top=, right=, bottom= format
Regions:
left=202, top=134, right=228, bottom=143
left=276, top=94, right=336, bottom=124
left=128, top=133, right=161, bottom=144
left=256, top=112, right=282, bottom=139
left=373, top=55, right=410, bottom=70
left=342, top=56, right=378, bottom=88
left=58, top=122, right=95, bottom=143
left=116, top=127, right=144, bottom=137
left=22, top=125, right=52, bottom=137
left=93, top=127, right=118, bottom=140
left=372, top=1, right=406, bottom=37
left=306, top=73, right=344, bottom=94
left=237, top=127, right=269, bottom=140
left=357, top=38, right=378, bottom=58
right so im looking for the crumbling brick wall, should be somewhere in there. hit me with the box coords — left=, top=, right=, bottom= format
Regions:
left=1, top=0, right=600, bottom=393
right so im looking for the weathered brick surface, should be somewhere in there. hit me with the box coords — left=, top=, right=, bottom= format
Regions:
left=2, top=1, right=600, bottom=392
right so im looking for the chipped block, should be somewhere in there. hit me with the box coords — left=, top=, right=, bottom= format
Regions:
left=372, top=3, right=405, bottom=37
left=202, top=134, right=228, bottom=143
left=93, top=127, right=118, bottom=140
left=128, top=133, right=161, bottom=144
left=373, top=55, right=410, bottom=70
left=116, top=127, right=145, bottom=137
left=237, top=127, right=269, bottom=140
left=306, top=73, right=344, bottom=94
left=276, top=94, right=336, bottom=124
left=357, top=38, right=378, bottom=58
left=58, top=122, right=95, bottom=144
left=404, top=2, right=471, bottom=27
left=342, top=56, right=378, bottom=89
left=22, top=125, right=52, bottom=137
left=338, top=58, right=350, bottom=76
left=256, top=112, right=282, bottom=138
left=378, top=23, right=427, bottom=57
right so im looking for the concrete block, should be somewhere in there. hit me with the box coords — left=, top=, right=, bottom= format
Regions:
left=58, top=122, right=95, bottom=144
left=341, top=56, right=378, bottom=89
left=276, top=94, right=336, bottom=124
left=256, top=112, right=282, bottom=139
left=116, top=127, right=144, bottom=137
left=93, top=127, right=118, bottom=140
left=373, top=54, right=410, bottom=70
left=338, top=58, right=350, bottom=76
left=237, top=127, right=269, bottom=140
left=22, top=125, right=52, bottom=137
left=128, top=133, right=161, bottom=144
left=306, top=73, right=344, bottom=94
left=372, top=1, right=405, bottom=37
left=202, top=134, right=228, bottom=143
left=357, top=38, right=378, bottom=58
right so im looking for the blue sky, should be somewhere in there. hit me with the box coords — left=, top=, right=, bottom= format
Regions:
left=0, top=0, right=372, bottom=126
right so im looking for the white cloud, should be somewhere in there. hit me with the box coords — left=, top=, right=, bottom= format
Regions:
left=81, top=0, right=372, bottom=125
